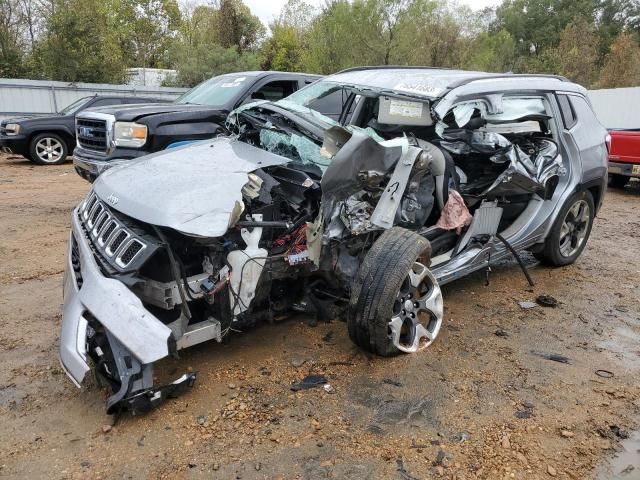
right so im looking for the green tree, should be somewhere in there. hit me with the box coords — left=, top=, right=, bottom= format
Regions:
left=494, top=0, right=598, bottom=62
left=0, top=0, right=27, bottom=77
left=30, top=0, right=127, bottom=83
left=465, top=29, right=518, bottom=73
left=116, top=0, right=182, bottom=68
left=214, top=0, right=265, bottom=52
left=597, top=32, right=640, bottom=87
left=166, top=43, right=261, bottom=87
left=262, top=22, right=304, bottom=71
left=543, top=16, right=600, bottom=87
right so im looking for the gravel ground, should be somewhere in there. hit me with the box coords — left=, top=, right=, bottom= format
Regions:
left=1, top=153, right=639, bottom=480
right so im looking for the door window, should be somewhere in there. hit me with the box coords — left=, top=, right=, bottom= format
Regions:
left=252, top=81, right=298, bottom=102
left=91, top=98, right=123, bottom=108
left=557, top=94, right=577, bottom=129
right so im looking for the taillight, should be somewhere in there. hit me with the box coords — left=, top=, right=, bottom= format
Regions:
left=605, top=133, right=612, bottom=153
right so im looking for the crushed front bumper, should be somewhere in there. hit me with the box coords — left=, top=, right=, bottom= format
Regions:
left=60, top=210, right=193, bottom=412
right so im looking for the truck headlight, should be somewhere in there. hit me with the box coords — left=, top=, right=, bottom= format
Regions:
left=113, top=122, right=147, bottom=148
left=4, top=123, right=20, bottom=135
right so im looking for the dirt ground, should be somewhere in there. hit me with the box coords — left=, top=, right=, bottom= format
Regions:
left=1, top=153, right=639, bottom=480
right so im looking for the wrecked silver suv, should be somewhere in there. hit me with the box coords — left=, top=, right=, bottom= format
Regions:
left=60, top=67, right=608, bottom=413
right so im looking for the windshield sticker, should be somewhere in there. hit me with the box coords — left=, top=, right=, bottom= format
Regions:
left=221, top=77, right=247, bottom=88
left=388, top=99, right=424, bottom=118
left=393, top=82, right=444, bottom=97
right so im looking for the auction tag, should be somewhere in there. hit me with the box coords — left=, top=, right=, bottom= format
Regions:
left=388, top=99, right=424, bottom=118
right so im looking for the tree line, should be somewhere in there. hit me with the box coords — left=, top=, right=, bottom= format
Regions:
left=1, top=0, right=639, bottom=89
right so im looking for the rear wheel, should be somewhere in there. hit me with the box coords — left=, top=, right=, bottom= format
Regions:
left=348, top=227, right=443, bottom=356
left=608, top=174, right=629, bottom=189
left=534, top=190, right=595, bottom=266
left=29, top=133, right=68, bottom=165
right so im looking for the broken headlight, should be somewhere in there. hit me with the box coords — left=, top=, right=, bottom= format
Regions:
left=113, top=121, right=147, bottom=148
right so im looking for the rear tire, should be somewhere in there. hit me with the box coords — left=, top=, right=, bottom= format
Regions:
left=608, top=174, right=629, bottom=189
left=348, top=227, right=443, bottom=356
left=534, top=190, right=595, bottom=266
left=29, top=133, right=68, bottom=165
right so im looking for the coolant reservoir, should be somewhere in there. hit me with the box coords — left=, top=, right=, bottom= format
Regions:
left=227, top=214, right=267, bottom=316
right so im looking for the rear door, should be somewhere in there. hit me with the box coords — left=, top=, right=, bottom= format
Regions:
left=558, top=93, right=608, bottom=184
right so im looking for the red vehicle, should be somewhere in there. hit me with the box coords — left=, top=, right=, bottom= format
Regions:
left=608, top=129, right=640, bottom=188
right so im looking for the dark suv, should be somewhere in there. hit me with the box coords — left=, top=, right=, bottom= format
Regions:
left=72, top=71, right=322, bottom=181
left=0, top=95, right=166, bottom=165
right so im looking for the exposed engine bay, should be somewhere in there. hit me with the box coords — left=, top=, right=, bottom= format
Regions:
left=67, top=84, right=566, bottom=414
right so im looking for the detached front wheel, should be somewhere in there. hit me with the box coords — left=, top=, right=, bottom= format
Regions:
left=348, top=227, right=443, bottom=356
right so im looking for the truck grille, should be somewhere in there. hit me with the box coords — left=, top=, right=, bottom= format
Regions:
left=78, top=191, right=149, bottom=271
left=77, top=118, right=108, bottom=152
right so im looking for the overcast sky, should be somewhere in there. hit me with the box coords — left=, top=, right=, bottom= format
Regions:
left=244, top=0, right=502, bottom=26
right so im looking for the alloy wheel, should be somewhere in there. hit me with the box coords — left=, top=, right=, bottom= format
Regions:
left=388, top=262, right=443, bottom=353
left=559, top=199, right=590, bottom=258
left=35, top=137, right=64, bottom=163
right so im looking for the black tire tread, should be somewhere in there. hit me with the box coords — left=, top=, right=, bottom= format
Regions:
left=348, top=227, right=431, bottom=356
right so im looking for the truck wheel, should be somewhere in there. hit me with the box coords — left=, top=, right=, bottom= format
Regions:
left=348, top=227, right=443, bottom=356
left=608, top=174, right=629, bottom=189
left=534, top=190, right=595, bottom=266
left=29, top=133, right=68, bottom=165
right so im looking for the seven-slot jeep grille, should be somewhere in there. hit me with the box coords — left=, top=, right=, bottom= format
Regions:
left=78, top=192, right=148, bottom=270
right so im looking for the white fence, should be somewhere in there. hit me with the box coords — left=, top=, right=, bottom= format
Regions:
left=0, top=78, right=187, bottom=120
left=1, top=77, right=637, bottom=129
left=587, top=87, right=640, bottom=130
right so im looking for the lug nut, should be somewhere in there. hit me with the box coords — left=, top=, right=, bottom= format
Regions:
left=402, top=310, right=406, bottom=315
left=414, top=302, right=419, bottom=308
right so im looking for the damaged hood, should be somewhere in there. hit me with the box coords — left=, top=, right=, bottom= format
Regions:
left=93, top=137, right=289, bottom=237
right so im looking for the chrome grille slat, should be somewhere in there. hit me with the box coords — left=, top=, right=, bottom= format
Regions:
left=83, top=195, right=97, bottom=220
left=92, top=211, right=110, bottom=237
left=116, top=239, right=146, bottom=268
left=105, top=230, right=129, bottom=257
left=78, top=193, right=148, bottom=269
left=98, top=220, right=118, bottom=247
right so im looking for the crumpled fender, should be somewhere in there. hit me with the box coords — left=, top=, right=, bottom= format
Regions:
left=71, top=212, right=171, bottom=364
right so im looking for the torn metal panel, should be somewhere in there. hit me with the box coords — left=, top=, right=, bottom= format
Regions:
left=320, top=127, right=402, bottom=201
left=481, top=139, right=563, bottom=197
left=94, top=137, right=288, bottom=238
left=440, top=130, right=512, bottom=156
left=433, top=77, right=586, bottom=120
left=340, top=193, right=374, bottom=235
left=370, top=140, right=421, bottom=229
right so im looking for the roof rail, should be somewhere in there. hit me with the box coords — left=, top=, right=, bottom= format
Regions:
left=446, top=73, right=570, bottom=89
left=335, top=66, right=569, bottom=83
left=335, top=65, right=458, bottom=74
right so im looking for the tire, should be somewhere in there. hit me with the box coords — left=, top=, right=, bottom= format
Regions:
left=348, top=227, right=443, bottom=356
left=608, top=174, right=629, bottom=189
left=29, top=133, right=68, bottom=165
left=534, top=190, right=595, bottom=266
